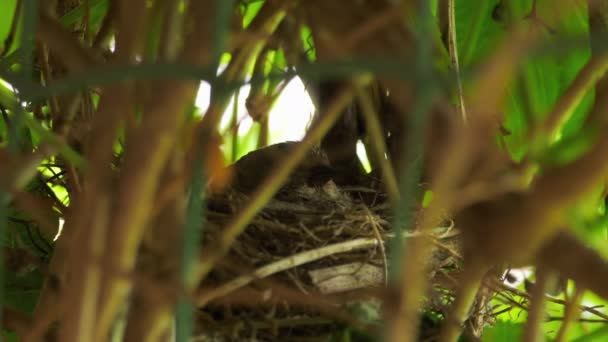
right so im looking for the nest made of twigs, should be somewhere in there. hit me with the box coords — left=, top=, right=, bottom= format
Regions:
left=195, top=179, right=489, bottom=341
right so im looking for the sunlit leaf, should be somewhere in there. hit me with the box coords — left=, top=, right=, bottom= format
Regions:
left=482, top=321, right=524, bottom=342
left=300, top=26, right=316, bottom=61
left=241, top=0, right=264, bottom=28
left=0, top=0, right=18, bottom=55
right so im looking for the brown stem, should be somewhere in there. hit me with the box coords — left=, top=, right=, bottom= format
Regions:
left=554, top=286, right=584, bottom=342
left=93, top=1, right=212, bottom=340
left=522, top=269, right=552, bottom=342
left=36, top=12, right=100, bottom=72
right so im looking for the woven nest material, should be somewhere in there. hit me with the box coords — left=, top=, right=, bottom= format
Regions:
left=195, top=178, right=492, bottom=341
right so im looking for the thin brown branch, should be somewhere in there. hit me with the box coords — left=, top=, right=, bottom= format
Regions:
left=355, top=85, right=399, bottom=203
left=447, top=0, right=467, bottom=122
left=203, top=282, right=378, bottom=336
left=492, top=281, right=608, bottom=322
left=37, top=44, right=61, bottom=123
left=437, top=264, right=486, bottom=342
left=197, top=237, right=379, bottom=306
left=522, top=269, right=553, bottom=342
left=36, top=1, right=151, bottom=341
left=36, top=12, right=100, bottom=72
left=123, top=171, right=185, bottom=342
left=554, top=286, right=584, bottom=342
left=339, top=7, right=402, bottom=56
left=94, top=83, right=197, bottom=341
left=93, top=1, right=213, bottom=340
left=157, top=0, right=185, bottom=60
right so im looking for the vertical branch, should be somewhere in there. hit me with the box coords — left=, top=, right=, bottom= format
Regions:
left=35, top=1, right=150, bottom=341
left=84, top=0, right=91, bottom=44
left=94, top=1, right=215, bottom=340
left=122, top=160, right=187, bottom=342
left=19, top=0, right=38, bottom=81
left=355, top=86, right=399, bottom=202
left=175, top=149, right=206, bottom=341
left=386, top=1, right=436, bottom=341
left=174, top=0, right=236, bottom=336
left=554, top=287, right=584, bottom=342
left=522, top=270, right=553, bottom=342
left=438, top=264, right=486, bottom=342
left=230, top=89, right=240, bottom=162
left=9, top=0, right=37, bottom=152
left=158, top=0, right=185, bottom=60
left=447, top=0, right=467, bottom=122
left=0, top=193, right=9, bottom=336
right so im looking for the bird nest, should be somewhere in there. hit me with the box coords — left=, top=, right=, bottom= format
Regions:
left=196, top=179, right=488, bottom=341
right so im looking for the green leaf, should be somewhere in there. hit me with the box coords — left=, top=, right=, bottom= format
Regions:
left=455, top=0, right=502, bottom=67
left=422, top=190, right=434, bottom=208
left=300, top=26, right=316, bottom=61
left=213, top=0, right=235, bottom=66
left=541, top=127, right=596, bottom=166
left=0, top=79, right=17, bottom=110
left=501, top=1, right=590, bottom=161
left=0, top=0, right=18, bottom=55
left=482, top=321, right=524, bottom=342
left=60, top=0, right=109, bottom=28
left=572, top=326, right=608, bottom=342
left=241, top=0, right=264, bottom=28
left=235, top=122, right=261, bottom=160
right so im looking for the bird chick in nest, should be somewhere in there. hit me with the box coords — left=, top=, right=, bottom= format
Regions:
left=229, top=141, right=335, bottom=194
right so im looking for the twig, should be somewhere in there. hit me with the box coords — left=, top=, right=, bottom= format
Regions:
left=438, top=262, right=485, bottom=342
left=38, top=44, right=61, bottom=125
left=56, top=0, right=150, bottom=341
left=355, top=85, right=399, bottom=203
left=522, top=269, right=552, bottom=342
left=554, top=287, right=584, bottom=342
left=158, top=0, right=184, bottom=60
left=365, top=207, right=388, bottom=285
left=447, top=0, right=467, bottom=122
left=196, top=237, right=379, bottom=306
left=492, top=282, right=608, bottom=322
left=340, top=7, right=402, bottom=55
left=36, top=12, right=100, bottom=73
